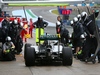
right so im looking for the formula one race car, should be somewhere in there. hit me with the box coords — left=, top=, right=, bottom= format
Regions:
left=24, top=34, right=73, bottom=66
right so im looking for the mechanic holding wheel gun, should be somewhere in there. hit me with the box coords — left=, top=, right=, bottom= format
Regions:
left=72, top=17, right=84, bottom=57
left=56, top=16, right=69, bottom=46
left=2, top=36, right=16, bottom=61
left=9, top=19, right=24, bottom=54
left=80, top=10, right=100, bottom=63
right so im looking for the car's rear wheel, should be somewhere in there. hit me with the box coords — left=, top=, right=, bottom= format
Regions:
left=25, top=47, right=35, bottom=66
left=62, top=47, right=73, bottom=66
left=24, top=43, right=31, bottom=59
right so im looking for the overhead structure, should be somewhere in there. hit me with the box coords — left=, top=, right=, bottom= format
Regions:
left=1, top=0, right=85, bottom=3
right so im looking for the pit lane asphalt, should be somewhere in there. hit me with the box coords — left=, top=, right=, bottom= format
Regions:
left=0, top=6, right=100, bottom=75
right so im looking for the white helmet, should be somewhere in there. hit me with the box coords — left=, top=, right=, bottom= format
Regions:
left=38, top=16, right=43, bottom=20
left=80, top=34, right=85, bottom=39
left=56, top=21, right=61, bottom=26
left=6, top=36, right=11, bottom=42
left=14, top=19, right=18, bottom=24
left=20, top=22, right=23, bottom=27
left=81, top=11, right=88, bottom=21
left=70, top=20, right=74, bottom=25
left=38, top=16, right=43, bottom=19
left=73, top=17, right=78, bottom=23
left=77, top=14, right=81, bottom=21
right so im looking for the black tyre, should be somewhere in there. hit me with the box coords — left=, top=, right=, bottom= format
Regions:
left=62, top=47, right=73, bottom=66
left=25, top=47, right=35, bottom=66
left=24, top=43, right=31, bottom=59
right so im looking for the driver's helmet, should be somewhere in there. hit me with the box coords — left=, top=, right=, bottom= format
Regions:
left=6, top=36, right=11, bottom=42
left=81, top=11, right=88, bottom=21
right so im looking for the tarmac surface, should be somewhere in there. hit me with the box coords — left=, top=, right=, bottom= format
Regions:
left=0, top=6, right=100, bottom=75
left=1, top=32, right=100, bottom=75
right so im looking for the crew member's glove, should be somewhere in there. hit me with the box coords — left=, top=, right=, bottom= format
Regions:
left=6, top=50, right=10, bottom=53
left=11, top=46, right=15, bottom=49
left=11, top=46, right=15, bottom=51
left=90, top=34, right=95, bottom=38
left=44, top=24, right=47, bottom=27
left=34, top=25, right=37, bottom=28
left=4, top=50, right=10, bottom=54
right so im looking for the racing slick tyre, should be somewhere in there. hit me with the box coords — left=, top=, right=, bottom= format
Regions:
left=25, top=47, right=35, bottom=66
left=24, top=43, right=31, bottom=59
left=62, top=47, right=73, bottom=66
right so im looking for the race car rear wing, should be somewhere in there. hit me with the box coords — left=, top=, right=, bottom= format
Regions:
left=39, top=34, right=60, bottom=40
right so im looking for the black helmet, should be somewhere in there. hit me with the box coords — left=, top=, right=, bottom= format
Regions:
left=38, top=16, right=43, bottom=21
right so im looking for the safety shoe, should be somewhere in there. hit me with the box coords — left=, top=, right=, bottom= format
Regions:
left=80, top=59, right=85, bottom=62
left=74, top=53, right=77, bottom=58
left=13, top=58, right=16, bottom=61
left=98, top=60, right=100, bottom=63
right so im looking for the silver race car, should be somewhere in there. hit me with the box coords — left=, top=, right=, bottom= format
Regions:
left=24, top=34, right=73, bottom=66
